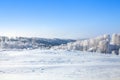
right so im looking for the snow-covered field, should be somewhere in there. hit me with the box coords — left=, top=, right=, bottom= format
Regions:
left=0, top=49, right=120, bottom=80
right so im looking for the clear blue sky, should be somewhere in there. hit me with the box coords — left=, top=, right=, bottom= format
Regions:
left=0, top=0, right=120, bottom=39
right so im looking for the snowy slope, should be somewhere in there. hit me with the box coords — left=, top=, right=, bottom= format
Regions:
left=0, top=49, right=120, bottom=80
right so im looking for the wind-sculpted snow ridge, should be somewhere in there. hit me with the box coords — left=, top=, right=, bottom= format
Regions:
left=52, top=33, right=120, bottom=55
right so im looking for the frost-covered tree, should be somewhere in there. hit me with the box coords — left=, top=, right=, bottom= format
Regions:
left=111, top=34, right=120, bottom=45
left=98, top=40, right=109, bottom=53
left=52, top=34, right=120, bottom=55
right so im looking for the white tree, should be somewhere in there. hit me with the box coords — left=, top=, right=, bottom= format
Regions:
left=111, top=34, right=120, bottom=45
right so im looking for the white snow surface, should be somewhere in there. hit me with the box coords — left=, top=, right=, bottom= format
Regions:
left=0, top=49, right=120, bottom=80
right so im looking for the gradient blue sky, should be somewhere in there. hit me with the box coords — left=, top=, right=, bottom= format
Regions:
left=0, top=0, right=120, bottom=39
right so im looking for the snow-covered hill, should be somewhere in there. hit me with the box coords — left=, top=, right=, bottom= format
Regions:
left=0, top=33, right=120, bottom=55
left=53, top=33, right=120, bottom=55
left=0, top=49, right=120, bottom=80
left=0, top=37, right=75, bottom=49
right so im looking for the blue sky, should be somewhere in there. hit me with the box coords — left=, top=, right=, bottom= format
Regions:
left=0, top=0, right=120, bottom=39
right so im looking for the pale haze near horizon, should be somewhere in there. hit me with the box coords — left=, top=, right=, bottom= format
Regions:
left=0, top=0, right=120, bottom=39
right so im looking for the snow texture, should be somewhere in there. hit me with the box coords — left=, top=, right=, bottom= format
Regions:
left=0, top=49, right=120, bottom=80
